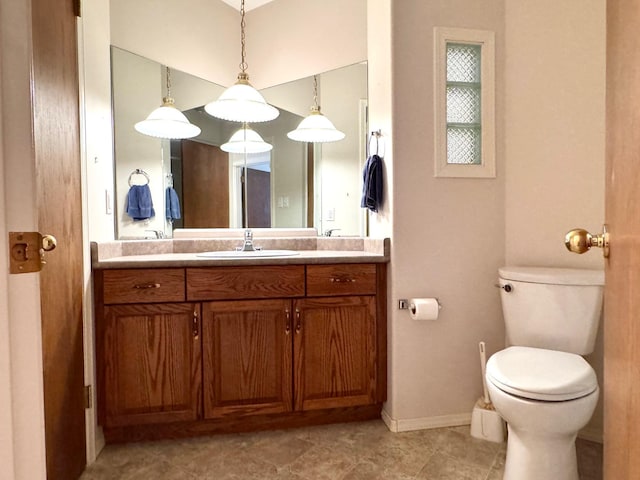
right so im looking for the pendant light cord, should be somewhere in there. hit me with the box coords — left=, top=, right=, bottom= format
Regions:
left=312, top=75, right=319, bottom=110
left=165, top=66, right=172, bottom=98
left=239, top=0, right=248, bottom=73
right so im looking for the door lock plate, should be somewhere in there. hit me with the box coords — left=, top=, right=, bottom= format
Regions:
left=8, top=232, right=53, bottom=274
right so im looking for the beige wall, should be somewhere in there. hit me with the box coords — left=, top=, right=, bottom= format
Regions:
left=375, top=0, right=606, bottom=437
left=504, top=0, right=606, bottom=439
left=110, top=0, right=367, bottom=91
left=1, top=0, right=48, bottom=477
left=80, top=0, right=115, bottom=242
left=381, top=0, right=506, bottom=428
left=248, top=0, right=367, bottom=89
left=504, top=0, right=606, bottom=270
left=110, top=0, right=238, bottom=89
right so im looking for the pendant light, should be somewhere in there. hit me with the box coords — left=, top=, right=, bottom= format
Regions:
left=204, top=0, right=279, bottom=123
left=135, top=66, right=201, bottom=139
left=221, top=123, right=273, bottom=153
left=287, top=75, right=345, bottom=143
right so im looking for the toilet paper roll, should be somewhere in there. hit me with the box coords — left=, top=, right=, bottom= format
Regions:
left=409, top=298, right=440, bottom=321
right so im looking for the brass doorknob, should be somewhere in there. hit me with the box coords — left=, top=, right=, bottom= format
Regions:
left=564, top=225, right=609, bottom=258
left=42, top=234, right=57, bottom=252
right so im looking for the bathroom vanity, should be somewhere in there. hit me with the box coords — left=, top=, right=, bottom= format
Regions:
left=91, top=237, right=388, bottom=442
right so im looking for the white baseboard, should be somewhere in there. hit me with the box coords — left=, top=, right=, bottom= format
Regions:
left=381, top=408, right=472, bottom=433
left=381, top=408, right=603, bottom=444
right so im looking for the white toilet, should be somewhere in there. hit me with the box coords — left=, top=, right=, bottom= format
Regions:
left=485, top=266, right=604, bottom=480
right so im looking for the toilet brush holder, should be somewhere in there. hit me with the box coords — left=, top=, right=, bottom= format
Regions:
left=470, top=341, right=506, bottom=443
left=470, top=397, right=506, bottom=443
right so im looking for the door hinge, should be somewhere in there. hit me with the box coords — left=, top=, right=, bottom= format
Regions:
left=84, top=385, right=92, bottom=409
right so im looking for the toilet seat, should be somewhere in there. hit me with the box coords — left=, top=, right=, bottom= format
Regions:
left=486, top=346, right=597, bottom=401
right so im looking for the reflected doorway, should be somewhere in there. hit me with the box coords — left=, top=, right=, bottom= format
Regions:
left=242, top=167, right=271, bottom=228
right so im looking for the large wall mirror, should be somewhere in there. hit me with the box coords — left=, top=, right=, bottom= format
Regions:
left=111, top=47, right=368, bottom=239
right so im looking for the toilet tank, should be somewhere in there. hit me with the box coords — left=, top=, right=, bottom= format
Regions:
left=498, top=267, right=604, bottom=355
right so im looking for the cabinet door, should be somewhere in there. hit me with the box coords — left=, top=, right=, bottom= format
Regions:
left=293, top=296, right=377, bottom=411
left=103, top=303, right=202, bottom=427
left=202, top=299, right=293, bottom=418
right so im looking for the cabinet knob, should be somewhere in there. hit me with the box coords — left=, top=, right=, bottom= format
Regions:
left=295, top=309, right=301, bottom=334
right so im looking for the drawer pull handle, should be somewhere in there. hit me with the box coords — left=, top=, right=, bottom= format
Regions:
left=133, top=283, right=161, bottom=289
left=192, top=309, right=199, bottom=339
left=330, top=277, right=355, bottom=283
left=285, top=309, right=291, bottom=335
left=295, top=308, right=301, bottom=334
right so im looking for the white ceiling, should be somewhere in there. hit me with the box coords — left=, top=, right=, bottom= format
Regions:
left=220, top=0, right=275, bottom=11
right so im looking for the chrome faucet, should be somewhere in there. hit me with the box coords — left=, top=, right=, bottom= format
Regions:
left=144, top=229, right=164, bottom=239
left=237, top=228, right=260, bottom=252
left=324, top=228, right=340, bottom=237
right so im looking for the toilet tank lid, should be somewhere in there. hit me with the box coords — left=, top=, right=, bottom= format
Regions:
left=499, top=266, right=604, bottom=286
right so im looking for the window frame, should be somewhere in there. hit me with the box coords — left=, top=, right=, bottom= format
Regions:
left=434, top=27, right=496, bottom=178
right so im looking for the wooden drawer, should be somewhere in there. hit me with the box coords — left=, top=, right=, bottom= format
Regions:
left=103, top=269, right=185, bottom=304
left=306, top=264, right=377, bottom=296
left=186, top=265, right=305, bottom=301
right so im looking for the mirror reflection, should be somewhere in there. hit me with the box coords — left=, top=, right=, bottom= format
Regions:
left=111, top=47, right=368, bottom=239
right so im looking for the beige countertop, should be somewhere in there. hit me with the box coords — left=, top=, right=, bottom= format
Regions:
left=91, top=237, right=390, bottom=269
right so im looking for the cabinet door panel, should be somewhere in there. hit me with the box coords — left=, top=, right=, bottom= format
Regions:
left=294, top=296, right=376, bottom=411
left=203, top=299, right=293, bottom=418
left=103, top=303, right=202, bottom=427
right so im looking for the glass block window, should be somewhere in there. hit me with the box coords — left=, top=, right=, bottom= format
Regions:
left=446, top=43, right=481, bottom=165
left=434, top=28, right=495, bottom=178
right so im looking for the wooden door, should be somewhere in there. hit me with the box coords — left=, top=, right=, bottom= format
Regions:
left=202, top=299, right=293, bottom=418
left=32, top=0, right=86, bottom=477
left=293, top=296, right=377, bottom=411
left=103, top=303, right=202, bottom=427
left=181, top=140, right=230, bottom=227
left=604, top=2, right=640, bottom=477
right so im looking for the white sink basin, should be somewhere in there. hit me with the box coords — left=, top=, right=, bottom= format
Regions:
left=197, top=249, right=300, bottom=258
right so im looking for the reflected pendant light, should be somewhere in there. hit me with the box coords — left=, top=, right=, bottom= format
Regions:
left=135, top=66, right=201, bottom=139
left=221, top=123, right=273, bottom=153
left=204, top=0, right=279, bottom=123
left=287, top=75, right=345, bottom=143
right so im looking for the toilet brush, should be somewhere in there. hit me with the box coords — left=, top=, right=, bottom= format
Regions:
left=470, top=341, right=506, bottom=443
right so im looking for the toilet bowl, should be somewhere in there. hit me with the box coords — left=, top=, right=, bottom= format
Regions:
left=486, top=346, right=599, bottom=480
left=487, top=267, right=604, bottom=480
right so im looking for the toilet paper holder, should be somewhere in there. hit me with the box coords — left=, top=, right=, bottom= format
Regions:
left=398, top=298, right=443, bottom=311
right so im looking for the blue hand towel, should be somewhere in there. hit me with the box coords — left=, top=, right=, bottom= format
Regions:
left=125, top=184, right=155, bottom=220
left=165, top=187, right=181, bottom=221
left=360, top=154, right=383, bottom=212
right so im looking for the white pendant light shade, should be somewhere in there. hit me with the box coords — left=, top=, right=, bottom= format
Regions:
left=287, top=107, right=346, bottom=143
left=221, top=125, right=273, bottom=153
left=205, top=73, right=279, bottom=123
left=135, top=97, right=202, bottom=139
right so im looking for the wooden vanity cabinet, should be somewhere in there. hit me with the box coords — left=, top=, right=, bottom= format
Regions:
left=102, top=302, right=202, bottom=427
left=293, top=296, right=377, bottom=411
left=202, top=299, right=293, bottom=418
left=95, top=262, right=386, bottom=441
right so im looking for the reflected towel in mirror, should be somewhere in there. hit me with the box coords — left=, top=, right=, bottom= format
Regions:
left=166, top=186, right=181, bottom=221
left=125, top=184, right=155, bottom=220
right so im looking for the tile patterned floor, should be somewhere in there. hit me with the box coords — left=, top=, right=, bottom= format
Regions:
left=80, top=421, right=602, bottom=480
